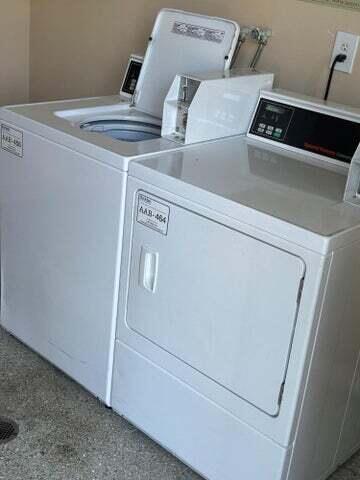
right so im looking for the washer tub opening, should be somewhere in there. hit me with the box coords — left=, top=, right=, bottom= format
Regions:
left=80, top=119, right=161, bottom=142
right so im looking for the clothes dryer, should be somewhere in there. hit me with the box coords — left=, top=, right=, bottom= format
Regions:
left=112, top=90, right=360, bottom=479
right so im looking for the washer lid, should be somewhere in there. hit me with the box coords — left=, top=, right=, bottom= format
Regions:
left=134, top=9, right=240, bottom=119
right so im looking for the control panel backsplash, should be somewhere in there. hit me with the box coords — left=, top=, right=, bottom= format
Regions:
left=250, top=99, right=360, bottom=164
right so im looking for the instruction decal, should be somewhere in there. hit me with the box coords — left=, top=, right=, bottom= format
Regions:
left=172, top=22, right=225, bottom=43
left=300, top=0, right=360, bottom=11
left=137, top=192, right=170, bottom=235
left=1, top=124, right=23, bottom=157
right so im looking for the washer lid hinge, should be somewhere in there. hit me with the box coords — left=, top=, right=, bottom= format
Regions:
left=130, top=91, right=138, bottom=107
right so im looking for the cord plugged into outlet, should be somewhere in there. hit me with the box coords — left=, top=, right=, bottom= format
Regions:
left=331, top=31, right=359, bottom=74
left=324, top=31, right=359, bottom=101
left=324, top=54, right=347, bottom=101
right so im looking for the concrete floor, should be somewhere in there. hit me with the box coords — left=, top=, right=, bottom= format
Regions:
left=0, top=327, right=359, bottom=480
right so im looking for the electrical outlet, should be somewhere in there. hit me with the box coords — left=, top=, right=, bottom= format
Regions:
left=331, top=31, right=360, bottom=74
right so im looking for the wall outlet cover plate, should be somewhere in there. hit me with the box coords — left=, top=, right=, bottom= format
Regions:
left=331, top=31, right=360, bottom=74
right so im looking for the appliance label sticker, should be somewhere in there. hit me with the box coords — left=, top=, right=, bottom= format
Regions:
left=1, top=124, right=23, bottom=157
left=172, top=22, right=225, bottom=43
left=136, top=193, right=170, bottom=235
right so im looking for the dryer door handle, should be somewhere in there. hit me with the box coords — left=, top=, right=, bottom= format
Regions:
left=139, top=247, right=159, bottom=293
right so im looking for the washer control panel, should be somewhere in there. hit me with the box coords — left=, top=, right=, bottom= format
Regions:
left=249, top=97, right=360, bottom=164
left=120, top=54, right=144, bottom=98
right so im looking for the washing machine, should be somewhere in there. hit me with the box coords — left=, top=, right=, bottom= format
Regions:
left=112, top=89, right=360, bottom=480
left=0, top=9, right=243, bottom=405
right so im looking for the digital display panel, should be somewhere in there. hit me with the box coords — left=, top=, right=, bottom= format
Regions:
left=265, top=104, right=287, bottom=115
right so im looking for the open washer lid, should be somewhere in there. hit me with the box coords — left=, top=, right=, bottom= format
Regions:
left=133, top=9, right=240, bottom=119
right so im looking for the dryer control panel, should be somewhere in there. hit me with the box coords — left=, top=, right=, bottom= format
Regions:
left=249, top=94, right=360, bottom=164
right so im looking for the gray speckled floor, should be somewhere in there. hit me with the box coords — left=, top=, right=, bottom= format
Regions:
left=0, top=326, right=359, bottom=480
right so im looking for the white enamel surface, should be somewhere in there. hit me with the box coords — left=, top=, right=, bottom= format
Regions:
left=113, top=161, right=360, bottom=480
left=126, top=192, right=305, bottom=415
left=113, top=228, right=360, bottom=479
left=135, top=9, right=240, bottom=118
left=0, top=128, right=126, bottom=404
left=112, top=341, right=291, bottom=480
left=287, top=243, right=360, bottom=479
left=1, top=98, right=192, bottom=170
left=336, top=354, right=360, bottom=465
left=116, top=176, right=328, bottom=445
left=129, top=136, right=360, bottom=252
left=185, top=71, right=273, bottom=144
left=112, top=93, right=360, bottom=476
left=344, top=143, right=360, bottom=204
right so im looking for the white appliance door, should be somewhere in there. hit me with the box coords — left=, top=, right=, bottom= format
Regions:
left=126, top=192, right=305, bottom=416
left=135, top=9, right=239, bottom=118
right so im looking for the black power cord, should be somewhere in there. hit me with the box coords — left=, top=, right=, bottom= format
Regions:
left=324, top=53, right=347, bottom=101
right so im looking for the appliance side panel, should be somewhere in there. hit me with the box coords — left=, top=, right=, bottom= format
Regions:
left=0, top=126, right=126, bottom=403
left=287, top=241, right=360, bottom=480
left=335, top=353, right=360, bottom=466
left=334, top=241, right=360, bottom=466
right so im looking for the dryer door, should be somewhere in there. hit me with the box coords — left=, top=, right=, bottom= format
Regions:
left=125, top=192, right=305, bottom=416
